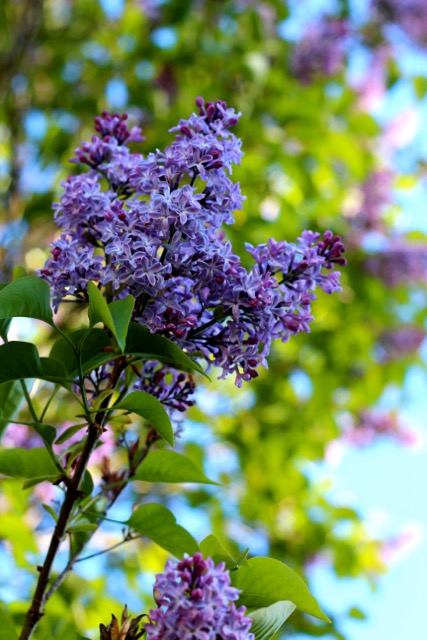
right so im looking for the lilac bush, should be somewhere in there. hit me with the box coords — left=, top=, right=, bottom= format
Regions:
left=0, top=100, right=342, bottom=640
left=41, top=98, right=345, bottom=388
left=144, top=552, right=254, bottom=640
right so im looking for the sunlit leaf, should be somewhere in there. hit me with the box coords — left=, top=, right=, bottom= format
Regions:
left=134, top=450, right=218, bottom=485
left=114, top=391, right=174, bottom=446
left=127, top=503, right=199, bottom=558
left=232, top=557, right=330, bottom=623
left=0, top=605, right=19, bottom=640
left=200, top=534, right=236, bottom=567
left=0, top=448, right=58, bottom=478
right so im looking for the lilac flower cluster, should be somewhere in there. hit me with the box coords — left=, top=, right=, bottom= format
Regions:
left=364, top=241, right=427, bottom=287
left=372, top=0, right=427, bottom=48
left=291, top=18, right=349, bottom=83
left=378, top=325, right=425, bottom=361
left=134, top=362, right=195, bottom=413
left=342, top=410, right=417, bottom=447
left=144, top=552, right=254, bottom=640
left=354, top=170, right=393, bottom=233
left=41, top=99, right=345, bottom=386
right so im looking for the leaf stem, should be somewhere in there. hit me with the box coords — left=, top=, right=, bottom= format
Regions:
left=74, top=533, right=142, bottom=563
left=20, top=380, right=40, bottom=423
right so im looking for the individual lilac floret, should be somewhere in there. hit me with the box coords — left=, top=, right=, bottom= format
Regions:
left=372, top=0, right=427, bottom=48
left=41, top=99, right=345, bottom=386
left=291, top=18, right=349, bottom=83
left=144, top=552, right=254, bottom=640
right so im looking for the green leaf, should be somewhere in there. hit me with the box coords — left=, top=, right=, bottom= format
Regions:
left=81, top=470, right=94, bottom=497
left=0, top=605, right=19, bottom=640
left=134, top=450, right=218, bottom=485
left=50, top=328, right=113, bottom=377
left=42, top=503, right=58, bottom=522
left=248, top=601, right=296, bottom=640
left=200, top=534, right=236, bottom=568
left=75, top=633, right=91, bottom=640
left=235, top=547, right=250, bottom=567
left=127, top=503, right=199, bottom=558
left=0, top=318, right=11, bottom=340
left=114, top=391, right=174, bottom=446
left=29, top=421, right=56, bottom=447
left=348, top=607, right=366, bottom=620
left=232, top=557, right=330, bottom=623
left=68, top=521, right=98, bottom=533
left=0, top=448, right=59, bottom=478
left=0, top=342, right=71, bottom=388
left=27, top=421, right=63, bottom=472
left=126, top=322, right=207, bottom=377
left=0, top=380, right=25, bottom=433
left=22, top=475, right=59, bottom=489
left=87, top=285, right=134, bottom=353
left=88, top=281, right=117, bottom=336
left=0, top=276, right=53, bottom=325
left=109, top=296, right=135, bottom=352
left=40, top=357, right=72, bottom=387
left=0, top=341, right=43, bottom=382
left=54, top=423, right=86, bottom=445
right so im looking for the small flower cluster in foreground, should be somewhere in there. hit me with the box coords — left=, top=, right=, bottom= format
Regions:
left=41, top=99, right=345, bottom=387
left=144, top=552, right=254, bottom=640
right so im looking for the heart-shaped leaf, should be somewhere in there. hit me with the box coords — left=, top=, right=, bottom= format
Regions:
left=232, top=557, right=330, bottom=623
left=0, top=276, right=53, bottom=325
left=127, top=503, right=198, bottom=558
left=114, top=391, right=173, bottom=446
left=134, top=450, right=218, bottom=485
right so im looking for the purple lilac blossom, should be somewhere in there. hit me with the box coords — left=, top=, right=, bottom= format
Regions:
left=372, top=0, right=427, bottom=48
left=364, top=241, right=427, bottom=286
left=378, top=325, right=425, bottom=361
left=342, top=410, right=417, bottom=447
left=291, top=18, right=349, bottom=83
left=134, top=362, right=195, bottom=413
left=41, top=99, right=345, bottom=387
left=144, top=552, right=254, bottom=640
left=353, top=169, right=394, bottom=233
